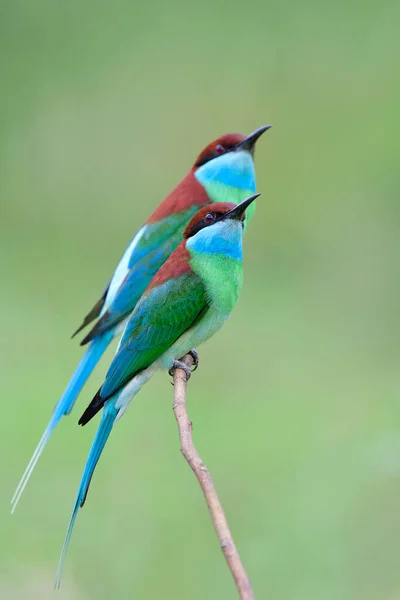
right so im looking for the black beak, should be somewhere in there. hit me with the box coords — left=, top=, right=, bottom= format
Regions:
left=221, top=193, right=261, bottom=222
left=235, top=125, right=272, bottom=153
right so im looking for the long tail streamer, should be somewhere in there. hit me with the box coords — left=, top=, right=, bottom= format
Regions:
left=11, top=332, right=112, bottom=513
left=54, top=399, right=119, bottom=588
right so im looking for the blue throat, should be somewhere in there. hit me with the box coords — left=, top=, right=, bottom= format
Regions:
left=194, top=149, right=256, bottom=192
left=187, top=220, right=243, bottom=262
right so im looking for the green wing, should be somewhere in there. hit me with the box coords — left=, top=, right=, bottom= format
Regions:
left=100, top=273, right=208, bottom=400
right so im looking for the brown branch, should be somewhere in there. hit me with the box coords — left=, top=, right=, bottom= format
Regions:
left=172, top=353, right=255, bottom=600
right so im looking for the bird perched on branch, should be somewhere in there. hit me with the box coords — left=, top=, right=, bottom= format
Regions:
left=11, top=125, right=270, bottom=512
left=55, top=193, right=260, bottom=586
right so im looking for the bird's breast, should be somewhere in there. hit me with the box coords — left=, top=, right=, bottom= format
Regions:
left=191, top=253, right=243, bottom=314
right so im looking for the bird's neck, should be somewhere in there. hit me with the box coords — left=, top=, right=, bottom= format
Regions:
left=194, top=150, right=257, bottom=224
left=195, top=149, right=256, bottom=191
left=186, top=221, right=243, bottom=312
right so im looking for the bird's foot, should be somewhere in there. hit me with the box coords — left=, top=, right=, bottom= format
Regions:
left=169, top=360, right=192, bottom=382
left=188, top=349, right=199, bottom=371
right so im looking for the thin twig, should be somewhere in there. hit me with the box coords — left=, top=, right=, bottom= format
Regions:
left=172, top=354, right=255, bottom=600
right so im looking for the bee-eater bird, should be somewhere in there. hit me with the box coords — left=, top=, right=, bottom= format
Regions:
left=11, top=125, right=270, bottom=512
left=54, top=193, right=259, bottom=586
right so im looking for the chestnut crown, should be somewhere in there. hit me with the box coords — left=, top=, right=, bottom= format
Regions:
left=193, top=125, right=271, bottom=169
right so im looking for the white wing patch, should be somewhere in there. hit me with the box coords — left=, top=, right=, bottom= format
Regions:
left=100, top=225, right=147, bottom=316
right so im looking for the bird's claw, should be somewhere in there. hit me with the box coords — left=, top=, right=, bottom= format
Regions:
left=169, top=360, right=192, bottom=381
left=188, top=349, right=199, bottom=371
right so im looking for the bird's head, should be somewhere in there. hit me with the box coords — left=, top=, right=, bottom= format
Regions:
left=184, top=194, right=260, bottom=243
left=192, top=126, right=271, bottom=195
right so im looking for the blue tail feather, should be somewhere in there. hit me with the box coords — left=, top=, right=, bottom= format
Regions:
left=11, top=332, right=113, bottom=513
left=54, top=399, right=119, bottom=588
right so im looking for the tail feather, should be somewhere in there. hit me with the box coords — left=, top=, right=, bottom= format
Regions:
left=11, top=332, right=112, bottom=513
left=78, top=388, right=104, bottom=426
left=71, top=284, right=110, bottom=339
left=54, top=399, right=119, bottom=588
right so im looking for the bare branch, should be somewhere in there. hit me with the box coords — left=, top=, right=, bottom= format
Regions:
left=172, top=354, right=255, bottom=600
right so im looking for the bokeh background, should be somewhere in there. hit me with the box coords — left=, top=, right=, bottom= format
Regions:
left=1, top=1, right=399, bottom=598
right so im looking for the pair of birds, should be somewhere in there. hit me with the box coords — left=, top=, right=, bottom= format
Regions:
left=12, top=124, right=271, bottom=584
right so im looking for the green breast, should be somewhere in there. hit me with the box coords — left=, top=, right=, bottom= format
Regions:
left=189, top=252, right=243, bottom=314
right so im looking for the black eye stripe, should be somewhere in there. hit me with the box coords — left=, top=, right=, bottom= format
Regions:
left=194, top=143, right=235, bottom=167
left=186, top=212, right=225, bottom=238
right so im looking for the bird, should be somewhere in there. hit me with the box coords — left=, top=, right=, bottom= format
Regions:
left=11, top=125, right=270, bottom=512
left=54, top=193, right=259, bottom=586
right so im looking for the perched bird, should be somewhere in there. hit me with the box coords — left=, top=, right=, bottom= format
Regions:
left=11, top=125, right=270, bottom=512
left=55, top=193, right=259, bottom=586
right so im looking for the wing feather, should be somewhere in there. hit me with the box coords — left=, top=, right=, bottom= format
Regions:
left=79, top=272, right=208, bottom=425
left=101, top=273, right=207, bottom=400
left=80, top=208, right=198, bottom=345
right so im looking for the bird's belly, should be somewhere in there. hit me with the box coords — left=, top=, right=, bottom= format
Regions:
left=157, top=308, right=229, bottom=370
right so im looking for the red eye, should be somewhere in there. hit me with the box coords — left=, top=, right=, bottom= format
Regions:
left=215, top=144, right=225, bottom=155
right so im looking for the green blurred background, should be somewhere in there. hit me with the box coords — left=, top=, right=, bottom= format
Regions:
left=1, top=0, right=399, bottom=598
